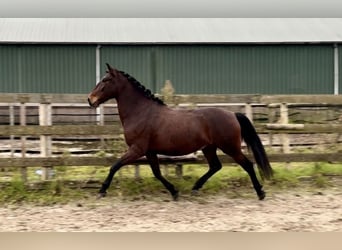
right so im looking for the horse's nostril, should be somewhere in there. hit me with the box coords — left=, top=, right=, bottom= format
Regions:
left=87, top=98, right=93, bottom=107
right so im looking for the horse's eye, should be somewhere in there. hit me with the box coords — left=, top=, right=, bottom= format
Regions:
left=102, top=74, right=112, bottom=82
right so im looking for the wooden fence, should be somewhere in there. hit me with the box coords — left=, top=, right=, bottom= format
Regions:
left=0, top=93, right=341, bottom=180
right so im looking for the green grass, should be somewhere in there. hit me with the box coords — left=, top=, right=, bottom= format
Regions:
left=0, top=162, right=341, bottom=205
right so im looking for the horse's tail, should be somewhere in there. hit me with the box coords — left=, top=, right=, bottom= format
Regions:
left=235, top=112, right=273, bottom=180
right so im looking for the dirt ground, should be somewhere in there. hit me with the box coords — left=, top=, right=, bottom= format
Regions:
left=0, top=188, right=341, bottom=232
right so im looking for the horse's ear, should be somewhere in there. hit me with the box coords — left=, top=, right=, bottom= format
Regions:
left=105, top=63, right=118, bottom=77
left=106, top=63, right=113, bottom=71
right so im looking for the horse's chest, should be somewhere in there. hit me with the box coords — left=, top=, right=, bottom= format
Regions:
left=123, top=125, right=149, bottom=146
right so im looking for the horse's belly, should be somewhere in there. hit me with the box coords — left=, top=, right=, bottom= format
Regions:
left=151, top=131, right=210, bottom=156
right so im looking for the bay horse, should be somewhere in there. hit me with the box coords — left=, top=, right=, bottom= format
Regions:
left=88, top=64, right=273, bottom=200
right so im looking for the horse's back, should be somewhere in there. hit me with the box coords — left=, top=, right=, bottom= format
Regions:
left=194, top=107, right=238, bottom=129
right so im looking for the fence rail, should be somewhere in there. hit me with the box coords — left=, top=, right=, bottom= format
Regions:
left=0, top=153, right=341, bottom=169
left=0, top=123, right=341, bottom=136
left=0, top=93, right=341, bottom=180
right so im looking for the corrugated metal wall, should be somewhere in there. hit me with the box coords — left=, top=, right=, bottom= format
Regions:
left=0, top=45, right=96, bottom=93
left=0, top=45, right=19, bottom=92
left=154, top=45, right=334, bottom=94
left=0, top=44, right=337, bottom=94
left=100, top=46, right=155, bottom=90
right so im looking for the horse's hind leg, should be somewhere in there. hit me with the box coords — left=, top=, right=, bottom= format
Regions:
left=146, top=152, right=179, bottom=201
left=191, top=146, right=222, bottom=195
left=231, top=151, right=265, bottom=200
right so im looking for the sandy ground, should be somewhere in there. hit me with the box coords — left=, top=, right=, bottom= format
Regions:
left=0, top=189, right=341, bottom=232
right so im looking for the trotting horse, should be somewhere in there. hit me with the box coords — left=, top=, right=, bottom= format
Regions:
left=88, top=64, right=273, bottom=200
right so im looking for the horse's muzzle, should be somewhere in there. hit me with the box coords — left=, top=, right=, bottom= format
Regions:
left=88, top=97, right=98, bottom=108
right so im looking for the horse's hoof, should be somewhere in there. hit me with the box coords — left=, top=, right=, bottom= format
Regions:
left=172, top=191, right=179, bottom=201
left=97, top=192, right=107, bottom=199
left=258, top=190, right=266, bottom=200
left=191, top=190, right=200, bottom=196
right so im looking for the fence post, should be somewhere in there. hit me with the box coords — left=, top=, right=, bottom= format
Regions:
left=163, top=165, right=169, bottom=177
left=245, top=102, right=253, bottom=122
left=175, top=164, right=183, bottom=178
left=20, top=101, right=27, bottom=182
left=134, top=164, right=141, bottom=180
left=39, top=96, right=52, bottom=180
left=3, top=104, right=15, bottom=173
left=98, top=105, right=106, bottom=150
left=9, top=104, right=15, bottom=158
left=279, top=103, right=290, bottom=154
left=267, top=104, right=277, bottom=150
left=161, top=80, right=175, bottom=106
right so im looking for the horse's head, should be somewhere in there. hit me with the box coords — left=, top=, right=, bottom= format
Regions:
left=88, top=63, right=123, bottom=108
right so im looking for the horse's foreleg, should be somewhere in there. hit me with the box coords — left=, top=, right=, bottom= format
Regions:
left=146, top=152, right=179, bottom=201
left=98, top=146, right=144, bottom=198
left=98, top=160, right=123, bottom=198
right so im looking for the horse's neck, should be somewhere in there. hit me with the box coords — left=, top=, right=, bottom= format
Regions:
left=116, top=87, right=155, bottom=125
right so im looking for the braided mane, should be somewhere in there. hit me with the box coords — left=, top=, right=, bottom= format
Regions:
left=119, top=71, right=166, bottom=106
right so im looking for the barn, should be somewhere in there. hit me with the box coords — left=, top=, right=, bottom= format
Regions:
left=0, top=18, right=342, bottom=95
